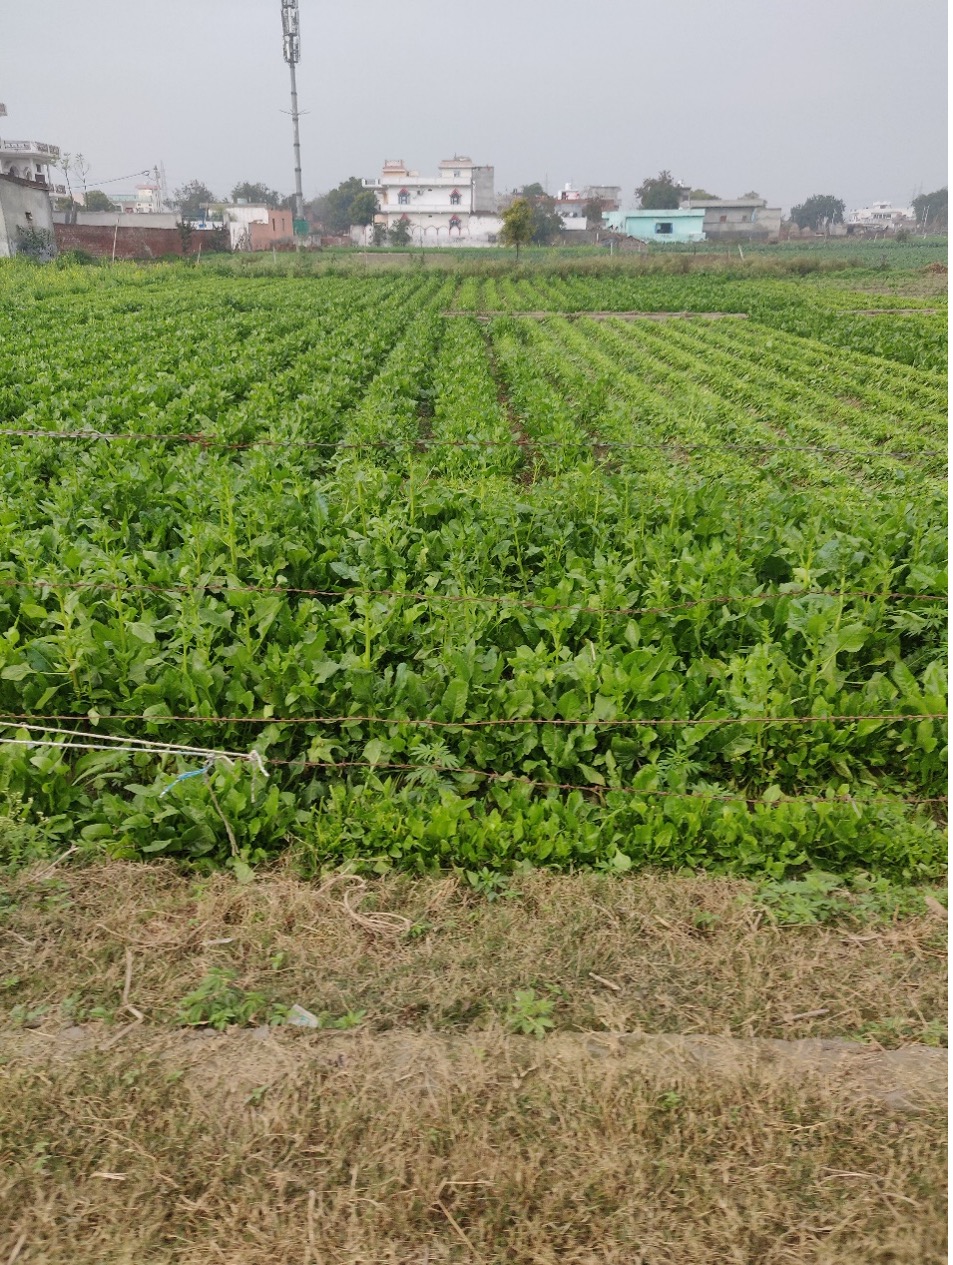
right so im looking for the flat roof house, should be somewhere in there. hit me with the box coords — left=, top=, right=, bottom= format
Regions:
left=682, top=198, right=782, bottom=242
left=603, top=208, right=706, bottom=244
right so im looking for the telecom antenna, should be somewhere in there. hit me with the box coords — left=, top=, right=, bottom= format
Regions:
left=281, top=0, right=305, bottom=229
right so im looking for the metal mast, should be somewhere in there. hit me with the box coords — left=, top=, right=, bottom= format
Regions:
left=281, top=0, right=305, bottom=227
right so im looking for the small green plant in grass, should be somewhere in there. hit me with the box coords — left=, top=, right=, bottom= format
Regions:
left=0, top=792, right=52, bottom=874
left=859, top=1017, right=947, bottom=1048
left=10, top=1002, right=49, bottom=1029
left=656, top=1091, right=684, bottom=1112
left=505, top=989, right=555, bottom=1039
left=750, top=871, right=947, bottom=927
left=314, top=1008, right=366, bottom=1030
left=177, top=968, right=287, bottom=1031
left=690, top=910, right=720, bottom=935
left=465, top=868, right=514, bottom=902
left=752, top=871, right=847, bottom=924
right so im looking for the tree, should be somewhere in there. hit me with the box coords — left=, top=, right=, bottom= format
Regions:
left=688, top=188, right=720, bottom=200
left=84, top=190, right=118, bottom=213
left=388, top=217, right=412, bottom=247
left=371, top=222, right=388, bottom=247
left=741, top=190, right=762, bottom=200
left=350, top=190, right=379, bottom=227
left=519, top=182, right=547, bottom=198
left=230, top=181, right=283, bottom=207
left=174, top=180, right=217, bottom=219
left=56, top=153, right=80, bottom=223
left=529, top=195, right=564, bottom=245
left=636, top=171, right=683, bottom=210
left=913, top=187, right=947, bottom=230
left=500, top=198, right=536, bottom=261
left=584, top=198, right=607, bottom=229
left=313, top=177, right=370, bottom=233
left=789, top=194, right=845, bottom=232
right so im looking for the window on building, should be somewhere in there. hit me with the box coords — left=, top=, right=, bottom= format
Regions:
left=656, top=222, right=674, bottom=234
left=398, top=189, right=410, bottom=205
left=453, top=171, right=461, bottom=178
left=24, top=212, right=33, bottom=224
left=449, top=215, right=462, bottom=231
left=719, top=215, right=728, bottom=223
left=450, top=190, right=461, bottom=206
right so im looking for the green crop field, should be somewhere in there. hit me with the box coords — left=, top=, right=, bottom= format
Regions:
left=0, top=258, right=946, bottom=880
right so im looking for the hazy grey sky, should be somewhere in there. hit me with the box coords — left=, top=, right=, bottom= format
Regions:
left=3, top=0, right=947, bottom=212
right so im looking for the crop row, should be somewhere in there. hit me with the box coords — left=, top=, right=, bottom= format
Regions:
left=0, top=265, right=945, bottom=877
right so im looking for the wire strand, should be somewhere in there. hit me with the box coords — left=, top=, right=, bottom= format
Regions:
left=1, top=732, right=943, bottom=810
left=0, top=711, right=944, bottom=730
left=0, top=427, right=945, bottom=462
left=0, top=578, right=945, bottom=619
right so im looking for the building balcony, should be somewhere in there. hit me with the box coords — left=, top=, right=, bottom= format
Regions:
left=0, top=139, right=60, bottom=161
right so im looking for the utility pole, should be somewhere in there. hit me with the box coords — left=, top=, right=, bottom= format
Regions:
left=281, top=0, right=305, bottom=232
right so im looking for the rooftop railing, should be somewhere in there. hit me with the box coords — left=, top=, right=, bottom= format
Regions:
left=0, top=139, right=60, bottom=158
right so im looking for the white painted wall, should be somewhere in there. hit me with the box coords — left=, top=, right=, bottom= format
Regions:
left=353, top=212, right=503, bottom=247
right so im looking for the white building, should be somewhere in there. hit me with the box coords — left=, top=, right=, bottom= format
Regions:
left=554, top=182, right=588, bottom=231
left=108, top=184, right=164, bottom=214
left=554, top=182, right=623, bottom=232
left=0, top=136, right=67, bottom=198
left=847, top=200, right=916, bottom=230
left=361, top=155, right=501, bottom=246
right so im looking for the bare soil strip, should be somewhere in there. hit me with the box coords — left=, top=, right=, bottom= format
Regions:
left=1, top=1026, right=946, bottom=1265
left=2, top=1024, right=946, bottom=1112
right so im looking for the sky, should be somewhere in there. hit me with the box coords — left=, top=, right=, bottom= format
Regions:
left=2, top=0, right=947, bottom=213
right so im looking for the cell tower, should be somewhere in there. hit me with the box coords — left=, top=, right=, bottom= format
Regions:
left=281, top=0, right=305, bottom=228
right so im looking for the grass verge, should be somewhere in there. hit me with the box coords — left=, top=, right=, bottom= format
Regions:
left=0, top=862, right=946, bottom=1262
left=0, top=863, right=945, bottom=1046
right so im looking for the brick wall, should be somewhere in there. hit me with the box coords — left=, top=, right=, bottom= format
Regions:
left=54, top=223, right=188, bottom=259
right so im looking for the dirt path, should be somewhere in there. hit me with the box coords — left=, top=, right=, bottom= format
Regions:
left=2, top=1024, right=946, bottom=1113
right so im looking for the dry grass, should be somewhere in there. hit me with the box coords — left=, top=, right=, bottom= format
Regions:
left=0, top=863, right=946, bottom=1047
left=0, top=1027, right=947, bottom=1265
left=0, top=862, right=947, bottom=1263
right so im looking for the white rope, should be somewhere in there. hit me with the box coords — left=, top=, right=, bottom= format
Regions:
left=0, top=735, right=212, bottom=760
left=0, top=720, right=249, bottom=762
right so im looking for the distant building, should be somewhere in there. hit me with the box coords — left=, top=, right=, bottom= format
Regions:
left=846, top=200, right=916, bottom=231
left=681, top=197, right=782, bottom=243
left=107, top=184, right=164, bottom=214
left=248, top=209, right=294, bottom=251
left=0, top=135, right=66, bottom=197
left=362, top=156, right=501, bottom=245
left=221, top=204, right=293, bottom=251
left=603, top=208, right=706, bottom=244
left=555, top=183, right=587, bottom=231
left=0, top=171, right=56, bottom=259
left=585, top=185, right=622, bottom=210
